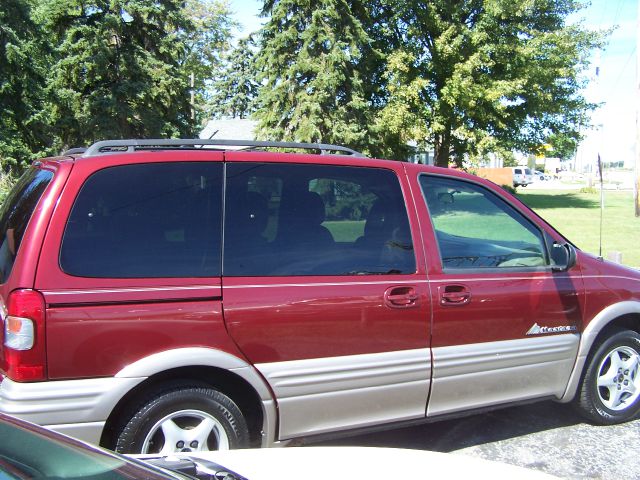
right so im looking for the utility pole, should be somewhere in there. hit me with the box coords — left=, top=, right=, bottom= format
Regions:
left=636, top=0, right=640, bottom=216
left=191, top=73, right=196, bottom=121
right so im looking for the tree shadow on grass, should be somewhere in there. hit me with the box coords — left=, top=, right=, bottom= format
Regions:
left=517, top=193, right=598, bottom=210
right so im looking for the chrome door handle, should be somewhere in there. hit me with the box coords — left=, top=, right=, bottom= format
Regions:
left=384, top=286, right=419, bottom=308
left=440, top=285, right=471, bottom=306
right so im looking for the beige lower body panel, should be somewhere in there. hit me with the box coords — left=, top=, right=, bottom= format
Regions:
left=256, top=348, right=431, bottom=440
left=428, top=334, right=580, bottom=416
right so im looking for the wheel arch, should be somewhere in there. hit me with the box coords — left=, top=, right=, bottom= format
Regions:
left=560, top=301, right=640, bottom=402
left=100, top=348, right=277, bottom=449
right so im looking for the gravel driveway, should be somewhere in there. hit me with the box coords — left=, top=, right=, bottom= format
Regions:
left=317, top=401, right=640, bottom=479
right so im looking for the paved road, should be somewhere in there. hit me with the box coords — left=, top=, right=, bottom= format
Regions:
left=316, top=401, right=640, bottom=479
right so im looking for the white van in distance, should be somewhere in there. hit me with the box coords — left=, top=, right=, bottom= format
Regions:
left=512, top=167, right=533, bottom=187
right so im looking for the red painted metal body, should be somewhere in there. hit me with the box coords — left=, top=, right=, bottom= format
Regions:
left=223, top=277, right=430, bottom=364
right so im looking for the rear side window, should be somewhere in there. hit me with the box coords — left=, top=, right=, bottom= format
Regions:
left=61, top=162, right=223, bottom=278
left=224, top=163, right=415, bottom=276
left=0, top=168, right=53, bottom=283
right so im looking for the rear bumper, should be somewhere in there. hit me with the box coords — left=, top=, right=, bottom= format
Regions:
left=0, top=375, right=145, bottom=444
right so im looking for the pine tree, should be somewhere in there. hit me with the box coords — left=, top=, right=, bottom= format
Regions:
left=254, top=0, right=394, bottom=156
left=208, top=36, right=260, bottom=119
left=0, top=0, right=51, bottom=170
left=35, top=0, right=209, bottom=149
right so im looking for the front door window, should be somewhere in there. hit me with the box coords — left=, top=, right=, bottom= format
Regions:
left=420, top=175, right=547, bottom=270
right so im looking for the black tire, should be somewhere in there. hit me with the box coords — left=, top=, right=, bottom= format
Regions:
left=115, top=387, right=249, bottom=454
left=575, top=329, right=640, bottom=424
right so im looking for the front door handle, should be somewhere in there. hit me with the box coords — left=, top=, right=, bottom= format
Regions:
left=440, top=284, right=471, bottom=306
left=384, top=286, right=419, bottom=308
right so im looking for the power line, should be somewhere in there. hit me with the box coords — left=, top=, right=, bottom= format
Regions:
left=606, top=45, right=637, bottom=98
left=611, top=0, right=626, bottom=26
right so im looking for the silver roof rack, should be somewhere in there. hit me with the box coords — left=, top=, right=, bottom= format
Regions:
left=82, top=139, right=365, bottom=158
left=62, top=147, right=88, bottom=156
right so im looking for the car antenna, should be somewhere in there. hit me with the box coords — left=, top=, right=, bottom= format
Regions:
left=598, top=153, right=604, bottom=259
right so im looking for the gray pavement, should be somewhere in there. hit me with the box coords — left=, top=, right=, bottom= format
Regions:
left=317, top=401, right=640, bottom=479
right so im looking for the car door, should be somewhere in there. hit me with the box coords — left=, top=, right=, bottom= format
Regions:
left=221, top=156, right=431, bottom=440
left=411, top=169, right=584, bottom=416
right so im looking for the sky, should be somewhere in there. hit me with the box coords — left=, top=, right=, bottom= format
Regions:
left=229, top=0, right=638, bottom=170
left=229, top=0, right=264, bottom=36
left=573, top=0, right=637, bottom=170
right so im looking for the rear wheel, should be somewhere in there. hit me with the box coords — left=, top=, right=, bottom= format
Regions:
left=115, top=387, right=249, bottom=454
left=575, top=329, right=640, bottom=424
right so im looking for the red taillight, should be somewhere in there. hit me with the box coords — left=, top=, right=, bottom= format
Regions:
left=1, top=289, right=46, bottom=382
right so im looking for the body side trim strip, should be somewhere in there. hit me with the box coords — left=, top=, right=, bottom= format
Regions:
left=255, top=348, right=430, bottom=398
left=581, top=275, right=640, bottom=283
left=225, top=275, right=577, bottom=289
left=48, top=296, right=222, bottom=308
left=38, top=275, right=640, bottom=296
left=41, top=285, right=217, bottom=296
left=225, top=280, right=428, bottom=289
left=433, top=334, right=579, bottom=378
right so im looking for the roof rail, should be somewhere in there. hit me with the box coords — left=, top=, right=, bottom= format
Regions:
left=62, top=147, right=88, bottom=155
left=82, top=139, right=366, bottom=158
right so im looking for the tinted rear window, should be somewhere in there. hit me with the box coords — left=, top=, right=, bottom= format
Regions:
left=0, top=168, right=53, bottom=283
left=60, top=162, right=223, bottom=278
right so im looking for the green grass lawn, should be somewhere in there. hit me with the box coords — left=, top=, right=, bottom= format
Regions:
left=323, top=220, right=365, bottom=242
left=431, top=191, right=542, bottom=243
left=517, top=189, right=640, bottom=267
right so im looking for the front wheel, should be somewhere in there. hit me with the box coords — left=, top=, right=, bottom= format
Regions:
left=575, top=329, right=640, bottom=424
left=115, top=387, right=249, bottom=454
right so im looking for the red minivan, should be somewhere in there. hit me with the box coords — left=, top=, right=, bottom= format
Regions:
left=1, top=139, right=639, bottom=454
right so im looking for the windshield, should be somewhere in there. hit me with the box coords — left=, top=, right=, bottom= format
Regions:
left=0, top=168, right=53, bottom=284
left=0, top=415, right=175, bottom=480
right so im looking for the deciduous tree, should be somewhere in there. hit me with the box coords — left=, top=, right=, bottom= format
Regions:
left=376, top=0, right=601, bottom=166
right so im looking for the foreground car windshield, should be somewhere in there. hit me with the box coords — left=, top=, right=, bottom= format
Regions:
left=0, top=414, right=174, bottom=480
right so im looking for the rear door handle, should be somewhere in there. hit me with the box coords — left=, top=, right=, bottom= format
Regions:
left=440, top=284, right=471, bottom=306
left=384, top=286, right=419, bottom=308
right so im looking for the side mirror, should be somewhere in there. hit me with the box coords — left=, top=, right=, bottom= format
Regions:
left=550, top=242, right=577, bottom=272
